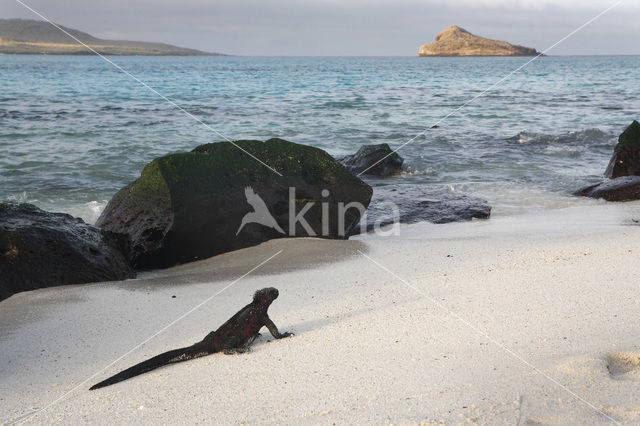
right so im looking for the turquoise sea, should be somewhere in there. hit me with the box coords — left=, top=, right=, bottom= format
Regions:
left=1, top=55, right=638, bottom=223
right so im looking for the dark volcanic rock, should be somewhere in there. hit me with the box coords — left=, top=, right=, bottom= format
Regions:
left=576, top=121, right=640, bottom=202
left=604, top=120, right=640, bottom=179
left=338, top=143, right=404, bottom=177
left=355, top=185, right=491, bottom=234
left=96, top=138, right=372, bottom=269
left=0, top=203, right=134, bottom=301
left=574, top=176, right=640, bottom=201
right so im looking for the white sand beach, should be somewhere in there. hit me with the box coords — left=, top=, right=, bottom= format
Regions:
left=2, top=203, right=640, bottom=425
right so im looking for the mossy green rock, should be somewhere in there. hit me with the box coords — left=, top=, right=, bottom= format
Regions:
left=97, top=138, right=372, bottom=269
left=604, top=120, right=640, bottom=178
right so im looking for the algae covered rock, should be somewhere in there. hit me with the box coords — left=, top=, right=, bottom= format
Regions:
left=96, top=138, right=372, bottom=269
left=0, top=203, right=134, bottom=300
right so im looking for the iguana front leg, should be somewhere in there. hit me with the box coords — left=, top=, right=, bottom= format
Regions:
left=264, top=317, right=293, bottom=339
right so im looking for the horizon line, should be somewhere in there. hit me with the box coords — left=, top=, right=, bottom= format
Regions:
left=2, top=53, right=640, bottom=57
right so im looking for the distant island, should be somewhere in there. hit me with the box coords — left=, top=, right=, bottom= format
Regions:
left=0, top=19, right=224, bottom=56
left=418, top=25, right=540, bottom=57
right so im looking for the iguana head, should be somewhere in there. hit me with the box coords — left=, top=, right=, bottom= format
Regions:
left=253, top=287, right=279, bottom=304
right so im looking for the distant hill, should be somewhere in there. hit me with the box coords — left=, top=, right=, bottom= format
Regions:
left=418, top=25, right=540, bottom=57
left=0, top=19, right=224, bottom=56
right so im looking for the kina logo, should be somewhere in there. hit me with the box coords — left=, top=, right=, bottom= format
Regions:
left=236, top=186, right=285, bottom=236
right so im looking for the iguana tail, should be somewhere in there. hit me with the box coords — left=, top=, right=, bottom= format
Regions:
left=89, top=342, right=209, bottom=390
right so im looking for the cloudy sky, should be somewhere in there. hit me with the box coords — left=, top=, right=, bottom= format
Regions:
left=2, top=0, right=639, bottom=55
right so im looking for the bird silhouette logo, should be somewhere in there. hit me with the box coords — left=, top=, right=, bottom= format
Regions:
left=236, top=186, right=286, bottom=236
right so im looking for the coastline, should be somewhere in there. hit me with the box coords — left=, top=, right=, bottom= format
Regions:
left=2, top=202, right=640, bottom=424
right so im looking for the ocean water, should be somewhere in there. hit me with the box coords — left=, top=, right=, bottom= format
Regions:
left=1, top=55, right=639, bottom=223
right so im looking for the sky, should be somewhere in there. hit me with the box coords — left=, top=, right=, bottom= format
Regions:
left=1, top=0, right=639, bottom=56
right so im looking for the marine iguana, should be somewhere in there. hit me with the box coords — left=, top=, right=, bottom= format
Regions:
left=89, top=287, right=293, bottom=390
